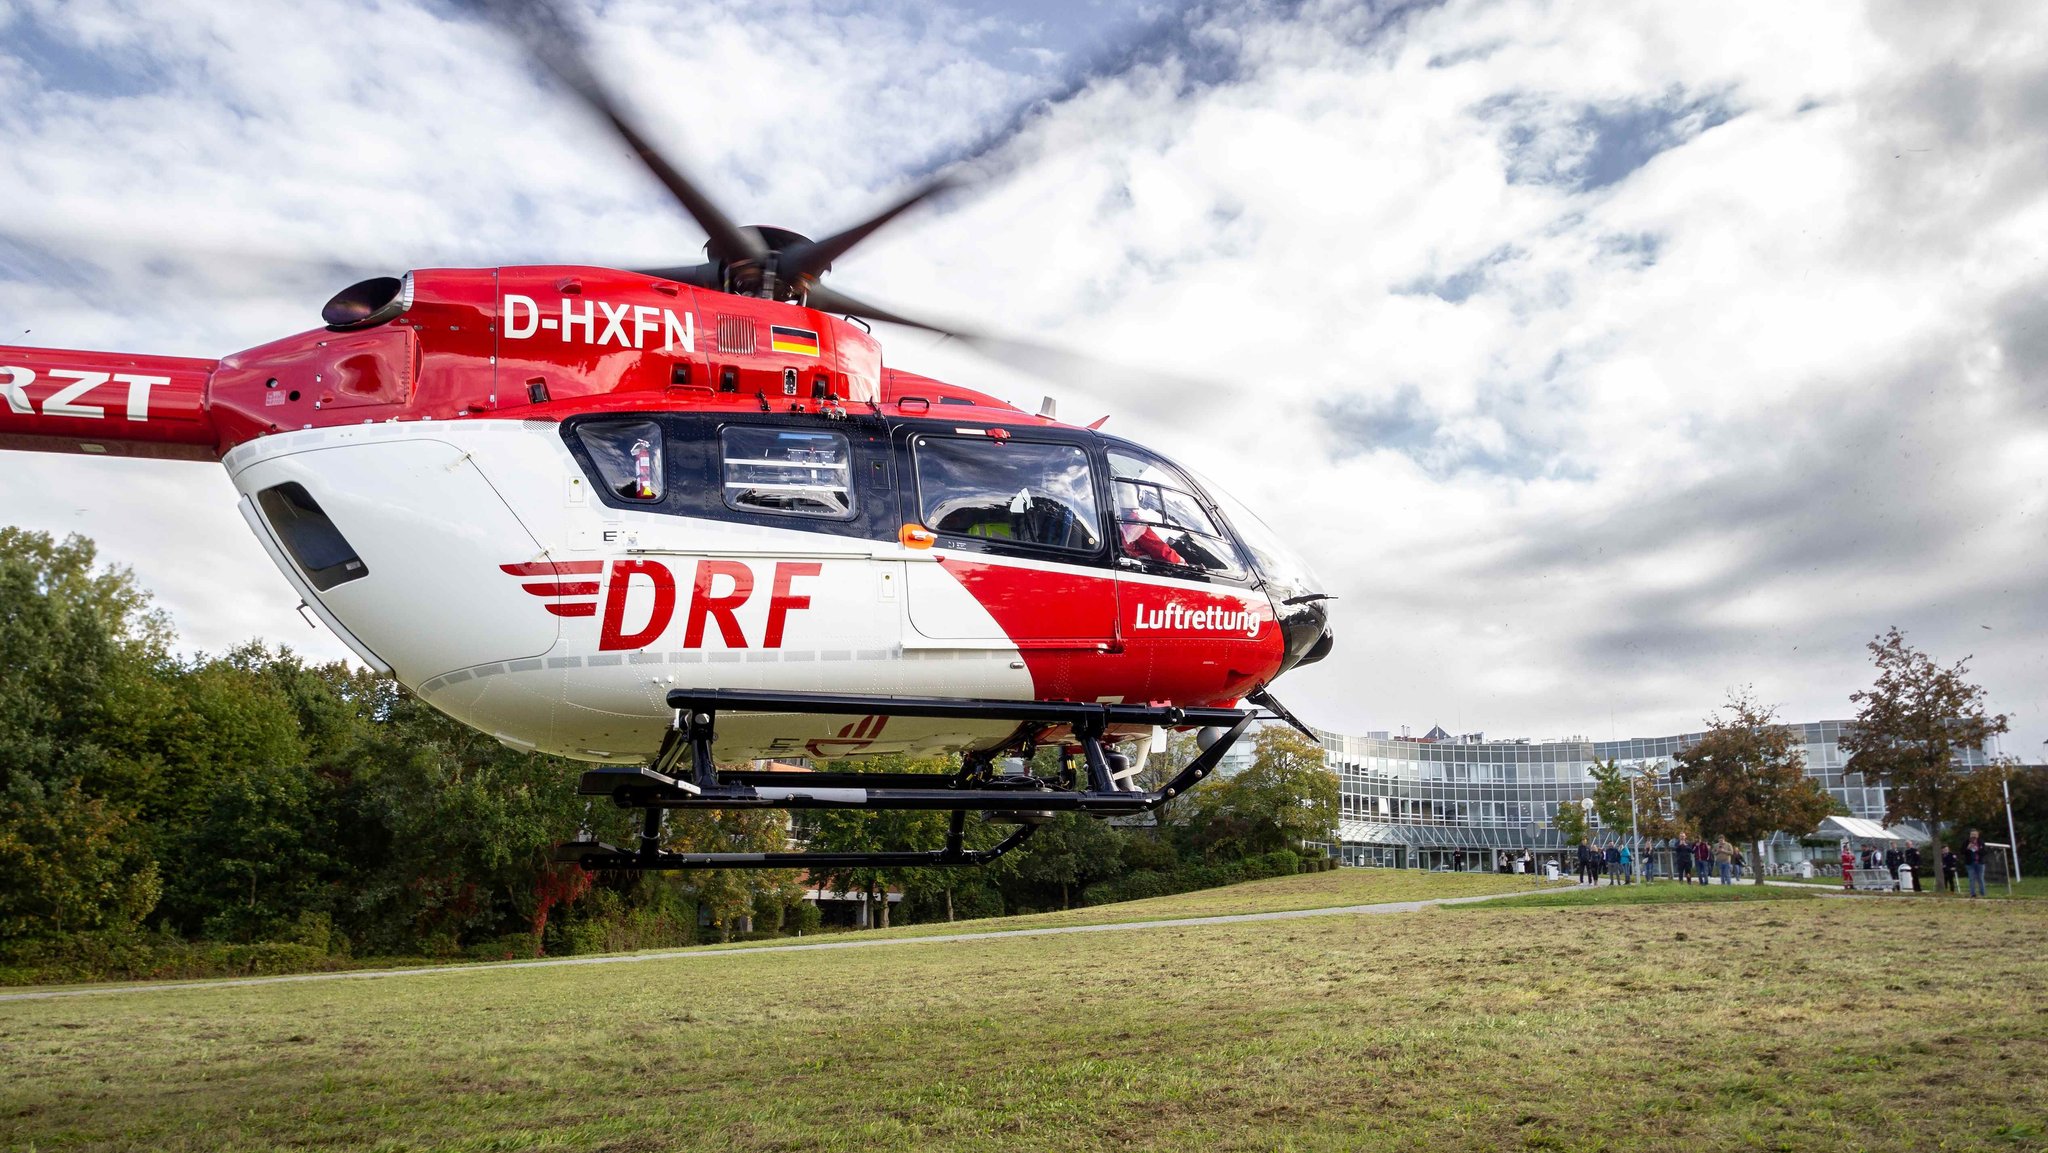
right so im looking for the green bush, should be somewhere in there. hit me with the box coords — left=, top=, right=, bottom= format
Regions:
left=1082, top=846, right=1324, bottom=907
left=787, top=900, right=823, bottom=935
left=463, top=935, right=538, bottom=962
left=218, top=942, right=333, bottom=974
left=0, top=928, right=361, bottom=985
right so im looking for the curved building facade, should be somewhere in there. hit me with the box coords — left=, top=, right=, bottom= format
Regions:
left=1313, top=720, right=1972, bottom=870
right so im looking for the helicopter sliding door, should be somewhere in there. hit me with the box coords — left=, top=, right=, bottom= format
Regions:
left=899, top=424, right=1119, bottom=662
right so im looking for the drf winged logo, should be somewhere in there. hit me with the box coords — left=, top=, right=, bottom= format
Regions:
left=503, top=558, right=819, bottom=650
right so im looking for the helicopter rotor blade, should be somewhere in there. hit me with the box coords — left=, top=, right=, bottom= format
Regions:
left=463, top=0, right=768, bottom=265
left=632, top=261, right=724, bottom=290
left=778, top=174, right=964, bottom=286
left=802, top=283, right=956, bottom=337
left=805, top=283, right=1212, bottom=396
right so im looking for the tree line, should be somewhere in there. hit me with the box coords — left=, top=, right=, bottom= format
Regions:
left=0, top=529, right=1338, bottom=981
left=1554, top=630, right=2038, bottom=882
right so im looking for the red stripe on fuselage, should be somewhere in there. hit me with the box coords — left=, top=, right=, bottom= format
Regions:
left=934, top=557, right=1285, bottom=706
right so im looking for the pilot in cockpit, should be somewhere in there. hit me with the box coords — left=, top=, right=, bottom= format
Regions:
left=1116, top=483, right=1184, bottom=567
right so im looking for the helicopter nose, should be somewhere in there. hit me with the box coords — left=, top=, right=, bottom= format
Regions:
left=1299, top=618, right=1334, bottom=667
left=1276, top=599, right=1333, bottom=673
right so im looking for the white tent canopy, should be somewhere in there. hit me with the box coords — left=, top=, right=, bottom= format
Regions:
left=1814, top=816, right=1908, bottom=843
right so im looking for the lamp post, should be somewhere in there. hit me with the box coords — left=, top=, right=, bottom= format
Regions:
left=2004, top=754, right=2022, bottom=884
left=1628, top=769, right=1641, bottom=883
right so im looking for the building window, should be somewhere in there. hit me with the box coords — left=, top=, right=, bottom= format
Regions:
left=721, top=427, right=853, bottom=517
left=916, top=436, right=1102, bottom=552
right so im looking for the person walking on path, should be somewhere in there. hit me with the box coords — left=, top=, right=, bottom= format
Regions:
left=1576, top=840, right=1594, bottom=885
left=1618, top=842, right=1634, bottom=885
left=1963, top=830, right=1989, bottom=898
left=1694, top=839, right=1713, bottom=886
left=1903, top=844, right=1923, bottom=892
left=1940, top=844, right=1959, bottom=893
left=1840, top=842, right=1858, bottom=891
left=1713, top=836, right=1736, bottom=885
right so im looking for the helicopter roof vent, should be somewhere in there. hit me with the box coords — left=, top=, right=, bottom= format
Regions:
left=716, top=316, right=757, bottom=355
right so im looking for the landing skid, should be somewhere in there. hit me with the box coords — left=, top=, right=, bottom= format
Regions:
left=555, top=689, right=1255, bottom=871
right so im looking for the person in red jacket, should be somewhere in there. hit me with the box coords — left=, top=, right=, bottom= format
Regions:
left=1840, top=842, right=1858, bottom=891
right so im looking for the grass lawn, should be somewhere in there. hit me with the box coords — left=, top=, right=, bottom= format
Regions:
left=4, top=874, right=2045, bottom=1151
left=1487, top=880, right=1819, bottom=908
left=1, top=871, right=1554, bottom=993
left=1771, top=873, right=2048, bottom=899
left=748, top=867, right=1552, bottom=947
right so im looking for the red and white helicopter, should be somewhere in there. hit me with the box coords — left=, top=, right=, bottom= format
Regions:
left=0, top=2, right=1333, bottom=871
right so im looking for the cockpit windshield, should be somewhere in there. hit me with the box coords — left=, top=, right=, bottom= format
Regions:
left=1185, top=466, right=1325, bottom=596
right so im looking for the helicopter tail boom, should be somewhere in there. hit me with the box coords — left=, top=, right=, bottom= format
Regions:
left=0, top=344, right=219, bottom=460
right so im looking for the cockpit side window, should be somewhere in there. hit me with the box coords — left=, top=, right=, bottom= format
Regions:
left=575, top=420, right=665, bottom=502
left=1107, top=448, right=1246, bottom=579
left=914, top=435, right=1102, bottom=553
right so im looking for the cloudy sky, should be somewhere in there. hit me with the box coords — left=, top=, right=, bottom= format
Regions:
left=2, top=0, right=2043, bottom=754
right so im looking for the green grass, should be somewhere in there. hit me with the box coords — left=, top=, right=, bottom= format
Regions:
left=1771, top=873, right=2048, bottom=898
left=1486, top=880, right=1819, bottom=908
left=3, top=870, right=1550, bottom=992
left=5, top=872, right=2045, bottom=1152
left=747, top=867, right=1551, bottom=947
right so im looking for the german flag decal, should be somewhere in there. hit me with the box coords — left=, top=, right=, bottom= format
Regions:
left=769, top=325, right=820, bottom=356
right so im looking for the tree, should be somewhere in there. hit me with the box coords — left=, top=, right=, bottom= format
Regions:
left=799, top=755, right=960, bottom=928
left=1839, top=627, right=2010, bottom=849
left=1953, top=760, right=2044, bottom=878
left=1186, top=726, right=1336, bottom=859
left=0, top=772, right=161, bottom=942
left=1552, top=798, right=1589, bottom=848
left=0, top=529, right=173, bottom=800
left=1672, top=690, right=1836, bottom=884
left=1008, top=812, right=1125, bottom=910
left=666, top=807, right=802, bottom=941
left=1589, top=758, right=1680, bottom=849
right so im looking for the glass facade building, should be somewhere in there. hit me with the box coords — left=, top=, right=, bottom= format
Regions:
left=1315, top=720, right=1990, bottom=870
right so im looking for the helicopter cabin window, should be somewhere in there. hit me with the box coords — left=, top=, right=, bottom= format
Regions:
left=721, top=427, right=853, bottom=518
left=915, top=436, right=1101, bottom=552
left=576, top=421, right=665, bottom=502
left=255, top=482, right=368, bottom=591
left=1107, top=448, right=1245, bottom=578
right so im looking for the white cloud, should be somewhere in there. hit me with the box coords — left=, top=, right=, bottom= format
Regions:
left=2, top=0, right=2043, bottom=754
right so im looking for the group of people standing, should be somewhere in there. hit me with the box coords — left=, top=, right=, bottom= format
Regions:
left=1670, top=836, right=1740, bottom=885
left=1836, top=830, right=1992, bottom=896
left=1571, top=836, right=1745, bottom=885
left=1572, top=840, right=1632, bottom=885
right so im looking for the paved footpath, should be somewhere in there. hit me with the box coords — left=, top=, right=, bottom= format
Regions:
left=0, top=887, right=1558, bottom=1004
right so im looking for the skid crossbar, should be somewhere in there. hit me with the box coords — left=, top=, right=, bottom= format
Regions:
left=555, top=689, right=1256, bottom=871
